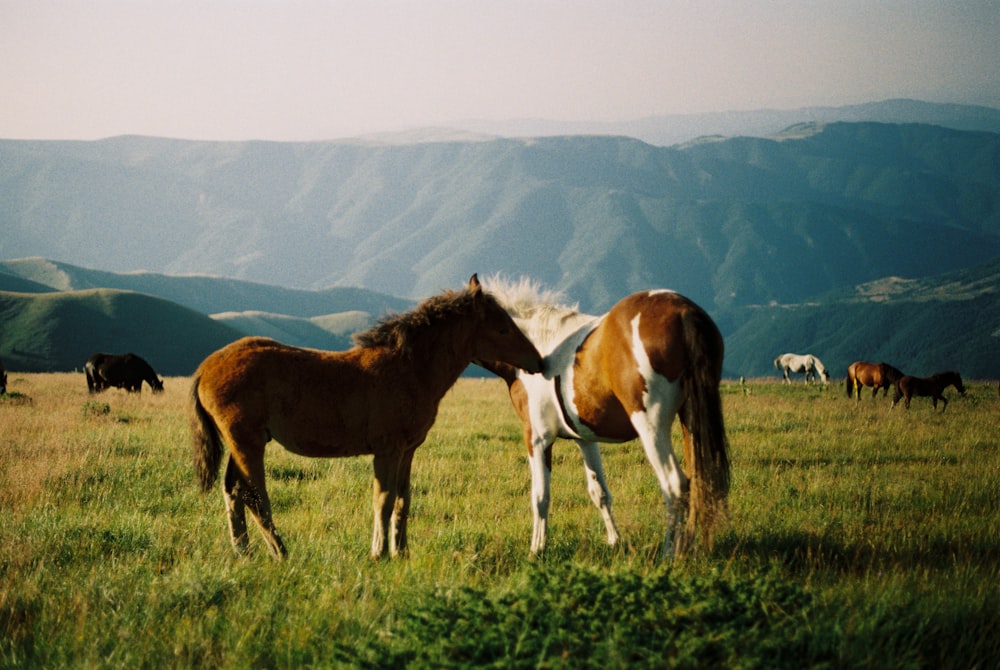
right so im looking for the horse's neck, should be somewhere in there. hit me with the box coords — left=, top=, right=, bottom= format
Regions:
left=475, top=359, right=518, bottom=386
left=406, top=325, right=485, bottom=398
left=522, top=310, right=598, bottom=355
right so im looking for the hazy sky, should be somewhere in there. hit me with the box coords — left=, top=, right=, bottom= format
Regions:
left=3, top=0, right=999, bottom=141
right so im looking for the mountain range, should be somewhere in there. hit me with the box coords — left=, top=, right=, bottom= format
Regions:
left=1, top=100, right=998, bottom=379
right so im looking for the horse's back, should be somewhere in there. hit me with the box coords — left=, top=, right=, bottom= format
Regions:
left=603, top=290, right=720, bottom=379
left=193, top=336, right=416, bottom=457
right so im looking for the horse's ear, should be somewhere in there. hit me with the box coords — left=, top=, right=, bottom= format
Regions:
left=468, top=274, right=482, bottom=294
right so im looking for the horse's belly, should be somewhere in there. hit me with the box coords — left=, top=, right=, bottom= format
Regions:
left=279, top=437, right=372, bottom=458
left=571, top=400, right=637, bottom=442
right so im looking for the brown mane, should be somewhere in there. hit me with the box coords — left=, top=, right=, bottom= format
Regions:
left=353, top=288, right=500, bottom=357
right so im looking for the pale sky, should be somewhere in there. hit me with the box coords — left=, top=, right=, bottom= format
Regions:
left=2, top=0, right=999, bottom=142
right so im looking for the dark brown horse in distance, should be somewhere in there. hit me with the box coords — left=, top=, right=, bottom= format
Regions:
left=0, top=358, right=6, bottom=395
left=894, top=371, right=965, bottom=411
left=191, top=276, right=543, bottom=560
left=846, top=361, right=905, bottom=401
left=85, top=353, right=164, bottom=393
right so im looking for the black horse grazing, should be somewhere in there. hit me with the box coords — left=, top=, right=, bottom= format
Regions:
left=85, top=353, right=164, bottom=393
left=893, top=371, right=965, bottom=411
left=0, top=358, right=6, bottom=394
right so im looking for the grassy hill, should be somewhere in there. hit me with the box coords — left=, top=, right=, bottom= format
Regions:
left=724, top=257, right=1000, bottom=380
left=0, top=257, right=412, bottom=317
left=2, top=256, right=996, bottom=379
left=0, top=289, right=242, bottom=375
left=209, top=310, right=364, bottom=352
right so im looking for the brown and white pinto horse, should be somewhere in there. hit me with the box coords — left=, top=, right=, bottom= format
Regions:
left=191, top=276, right=543, bottom=560
left=846, top=361, right=905, bottom=401
left=481, top=278, right=730, bottom=559
left=893, top=371, right=965, bottom=411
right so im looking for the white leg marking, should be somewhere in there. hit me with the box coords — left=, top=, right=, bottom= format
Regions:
left=578, top=441, right=620, bottom=546
left=630, top=315, right=688, bottom=557
left=527, top=435, right=552, bottom=554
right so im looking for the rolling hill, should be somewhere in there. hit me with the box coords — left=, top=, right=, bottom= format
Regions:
left=723, top=256, right=1000, bottom=381
left=0, top=288, right=241, bottom=375
left=0, top=257, right=412, bottom=317
left=1, top=256, right=997, bottom=379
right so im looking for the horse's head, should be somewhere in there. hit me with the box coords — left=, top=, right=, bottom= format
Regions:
left=151, top=377, right=165, bottom=393
left=951, top=372, right=966, bottom=395
left=469, top=275, right=544, bottom=376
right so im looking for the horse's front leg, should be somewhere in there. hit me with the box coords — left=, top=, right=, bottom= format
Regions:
left=577, top=440, right=620, bottom=547
left=389, top=448, right=416, bottom=557
left=526, top=437, right=553, bottom=555
left=371, top=452, right=400, bottom=559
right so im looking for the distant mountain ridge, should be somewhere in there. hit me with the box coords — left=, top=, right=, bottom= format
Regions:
left=2, top=116, right=998, bottom=316
left=452, top=98, right=1000, bottom=146
left=1, top=100, right=998, bottom=378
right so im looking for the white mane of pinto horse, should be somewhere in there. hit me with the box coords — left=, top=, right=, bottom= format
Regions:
left=481, top=276, right=730, bottom=558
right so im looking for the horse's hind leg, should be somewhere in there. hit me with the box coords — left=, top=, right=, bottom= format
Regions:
left=224, top=439, right=287, bottom=559
left=223, top=456, right=250, bottom=555
left=630, top=396, right=688, bottom=559
left=577, top=441, right=620, bottom=547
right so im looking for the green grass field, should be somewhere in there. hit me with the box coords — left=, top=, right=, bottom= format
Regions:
left=1, top=374, right=998, bottom=668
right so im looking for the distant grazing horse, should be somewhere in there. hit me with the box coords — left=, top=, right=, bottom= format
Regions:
left=894, top=371, right=965, bottom=411
left=846, top=360, right=905, bottom=401
left=480, top=278, right=730, bottom=559
left=0, top=358, right=6, bottom=394
left=191, top=276, right=543, bottom=560
left=774, top=353, right=830, bottom=384
left=85, top=353, right=164, bottom=393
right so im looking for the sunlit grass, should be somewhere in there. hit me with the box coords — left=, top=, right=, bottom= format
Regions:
left=1, top=373, right=998, bottom=667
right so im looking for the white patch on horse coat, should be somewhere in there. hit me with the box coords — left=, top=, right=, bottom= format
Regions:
left=629, top=314, right=686, bottom=500
left=524, top=315, right=603, bottom=441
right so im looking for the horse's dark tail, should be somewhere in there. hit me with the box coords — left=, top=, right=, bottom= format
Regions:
left=190, top=373, right=224, bottom=492
left=679, top=306, right=731, bottom=554
left=845, top=374, right=853, bottom=398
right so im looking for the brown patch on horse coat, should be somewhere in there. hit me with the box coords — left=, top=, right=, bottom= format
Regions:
left=570, top=292, right=690, bottom=440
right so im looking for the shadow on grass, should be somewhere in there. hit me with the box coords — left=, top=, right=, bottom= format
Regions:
left=716, top=529, right=1000, bottom=575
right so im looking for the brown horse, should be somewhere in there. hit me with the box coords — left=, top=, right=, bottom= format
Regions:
left=0, top=358, right=6, bottom=395
left=191, top=276, right=543, bottom=560
left=846, top=361, right=905, bottom=401
left=481, top=278, right=730, bottom=559
left=894, top=371, right=965, bottom=411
